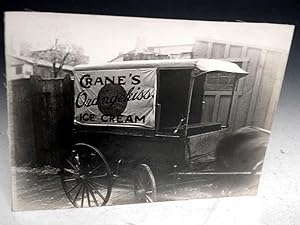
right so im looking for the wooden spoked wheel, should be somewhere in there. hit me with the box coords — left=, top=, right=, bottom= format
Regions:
left=61, top=143, right=113, bottom=208
left=133, top=164, right=157, bottom=203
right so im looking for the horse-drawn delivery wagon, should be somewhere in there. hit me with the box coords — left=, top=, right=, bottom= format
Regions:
left=60, top=58, right=266, bottom=208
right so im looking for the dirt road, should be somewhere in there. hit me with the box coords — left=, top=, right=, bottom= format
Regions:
left=12, top=166, right=259, bottom=211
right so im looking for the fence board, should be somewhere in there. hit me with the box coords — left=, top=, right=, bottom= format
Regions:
left=206, top=42, right=213, bottom=58
left=211, top=43, right=226, bottom=58
left=229, top=45, right=243, bottom=58
left=9, top=75, right=73, bottom=166
left=193, top=39, right=288, bottom=131
left=252, top=51, right=283, bottom=128
left=264, top=53, right=289, bottom=129
left=192, top=41, right=209, bottom=58
left=8, top=79, right=36, bottom=165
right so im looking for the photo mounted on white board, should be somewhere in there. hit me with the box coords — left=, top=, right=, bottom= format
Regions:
left=5, top=12, right=294, bottom=211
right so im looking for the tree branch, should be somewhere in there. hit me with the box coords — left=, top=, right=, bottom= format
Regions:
left=64, top=57, right=75, bottom=65
left=53, top=62, right=57, bottom=77
left=56, top=52, right=70, bottom=76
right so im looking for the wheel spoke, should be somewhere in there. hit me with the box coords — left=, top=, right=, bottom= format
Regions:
left=64, top=178, right=78, bottom=182
left=89, top=180, right=108, bottom=190
left=66, top=158, right=79, bottom=173
left=89, top=164, right=104, bottom=176
left=86, top=185, right=91, bottom=207
left=89, top=173, right=108, bottom=179
left=88, top=183, right=99, bottom=207
left=145, top=194, right=153, bottom=203
left=67, top=181, right=80, bottom=194
left=81, top=185, right=85, bottom=207
left=88, top=181, right=105, bottom=201
left=74, top=184, right=83, bottom=203
left=64, top=168, right=80, bottom=178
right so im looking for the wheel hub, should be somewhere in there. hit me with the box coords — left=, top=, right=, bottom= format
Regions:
left=80, top=174, right=87, bottom=180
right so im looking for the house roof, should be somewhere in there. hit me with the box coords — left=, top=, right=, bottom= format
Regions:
left=8, top=55, right=74, bottom=71
left=74, top=58, right=248, bottom=76
left=109, top=44, right=194, bottom=62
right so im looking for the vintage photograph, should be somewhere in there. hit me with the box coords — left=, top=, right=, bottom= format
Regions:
left=5, top=12, right=294, bottom=211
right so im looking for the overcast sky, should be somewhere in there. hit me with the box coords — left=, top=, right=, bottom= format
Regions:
left=5, top=12, right=294, bottom=64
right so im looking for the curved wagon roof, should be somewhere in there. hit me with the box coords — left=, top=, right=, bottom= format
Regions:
left=74, top=58, right=248, bottom=76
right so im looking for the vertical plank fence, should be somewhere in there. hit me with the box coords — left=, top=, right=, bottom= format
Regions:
left=192, top=39, right=289, bottom=130
left=8, top=75, right=73, bottom=167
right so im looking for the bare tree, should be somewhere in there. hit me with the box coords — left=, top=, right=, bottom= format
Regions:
left=29, top=39, right=89, bottom=78
left=49, top=39, right=70, bottom=78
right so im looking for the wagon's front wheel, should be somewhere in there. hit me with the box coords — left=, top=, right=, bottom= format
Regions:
left=133, top=164, right=157, bottom=203
left=61, top=143, right=113, bottom=208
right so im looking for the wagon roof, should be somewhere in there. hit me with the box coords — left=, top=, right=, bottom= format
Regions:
left=74, top=58, right=248, bottom=76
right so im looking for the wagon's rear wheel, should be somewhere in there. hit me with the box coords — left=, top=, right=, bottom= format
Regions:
left=133, top=164, right=157, bottom=203
left=61, top=143, right=113, bottom=208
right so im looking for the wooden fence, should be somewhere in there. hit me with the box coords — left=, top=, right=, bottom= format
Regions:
left=8, top=75, right=73, bottom=166
left=192, top=39, right=289, bottom=130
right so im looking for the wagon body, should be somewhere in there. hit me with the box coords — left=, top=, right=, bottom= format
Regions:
left=73, top=123, right=227, bottom=173
left=73, top=128, right=185, bottom=171
left=60, top=59, right=248, bottom=207
left=73, top=59, right=247, bottom=169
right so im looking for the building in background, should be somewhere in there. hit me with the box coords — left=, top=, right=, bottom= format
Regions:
left=28, top=46, right=89, bottom=67
left=110, top=44, right=193, bottom=62
left=6, top=39, right=89, bottom=80
left=6, top=55, right=73, bottom=80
